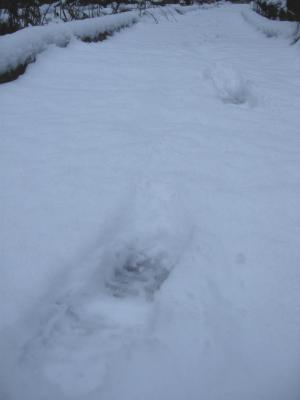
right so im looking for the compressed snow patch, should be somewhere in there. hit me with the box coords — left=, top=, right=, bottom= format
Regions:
left=205, top=62, right=255, bottom=105
left=105, top=247, right=173, bottom=300
left=13, top=229, right=181, bottom=398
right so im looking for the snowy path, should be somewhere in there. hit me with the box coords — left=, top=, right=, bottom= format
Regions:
left=1, top=4, right=300, bottom=400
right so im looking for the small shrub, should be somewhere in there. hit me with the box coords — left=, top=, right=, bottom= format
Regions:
left=253, top=0, right=300, bottom=21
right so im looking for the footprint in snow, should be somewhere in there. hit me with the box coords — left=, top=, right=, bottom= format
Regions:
left=205, top=62, right=256, bottom=106
left=105, top=249, right=172, bottom=300
left=16, top=242, right=175, bottom=398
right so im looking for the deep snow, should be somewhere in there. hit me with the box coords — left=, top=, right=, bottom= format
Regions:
left=0, top=5, right=199, bottom=79
left=0, top=10, right=139, bottom=76
left=1, top=4, right=300, bottom=400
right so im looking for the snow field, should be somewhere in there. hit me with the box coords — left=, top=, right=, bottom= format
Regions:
left=1, top=3, right=300, bottom=400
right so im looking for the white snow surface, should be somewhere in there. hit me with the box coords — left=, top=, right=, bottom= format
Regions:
left=0, top=11, right=139, bottom=75
left=1, top=3, right=300, bottom=400
left=0, top=5, right=199, bottom=76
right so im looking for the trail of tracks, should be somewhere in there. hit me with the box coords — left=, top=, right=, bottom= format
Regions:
left=1, top=5, right=300, bottom=400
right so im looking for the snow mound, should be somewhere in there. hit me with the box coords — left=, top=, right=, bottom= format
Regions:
left=0, top=11, right=138, bottom=77
left=241, top=7, right=298, bottom=38
left=206, top=63, right=254, bottom=105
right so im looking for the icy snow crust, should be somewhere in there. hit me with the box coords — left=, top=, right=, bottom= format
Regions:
left=1, top=3, right=300, bottom=400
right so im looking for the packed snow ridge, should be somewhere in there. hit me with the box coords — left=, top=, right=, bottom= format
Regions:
left=0, top=4, right=199, bottom=80
left=0, top=11, right=138, bottom=76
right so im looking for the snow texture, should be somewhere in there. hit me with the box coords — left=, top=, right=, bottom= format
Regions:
left=1, top=3, right=300, bottom=400
left=0, top=11, right=139, bottom=75
left=0, top=4, right=202, bottom=78
left=205, top=62, right=255, bottom=105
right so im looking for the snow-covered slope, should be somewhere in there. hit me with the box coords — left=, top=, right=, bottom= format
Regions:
left=1, top=3, right=300, bottom=400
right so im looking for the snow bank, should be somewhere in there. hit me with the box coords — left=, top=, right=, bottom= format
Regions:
left=0, top=4, right=204, bottom=82
left=0, top=11, right=138, bottom=77
left=241, top=7, right=298, bottom=38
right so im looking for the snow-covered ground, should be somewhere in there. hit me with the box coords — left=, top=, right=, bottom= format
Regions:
left=0, top=11, right=139, bottom=77
left=1, top=4, right=300, bottom=400
left=0, top=5, right=198, bottom=79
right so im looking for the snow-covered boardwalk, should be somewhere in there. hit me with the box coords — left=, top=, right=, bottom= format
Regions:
left=1, top=4, right=300, bottom=400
